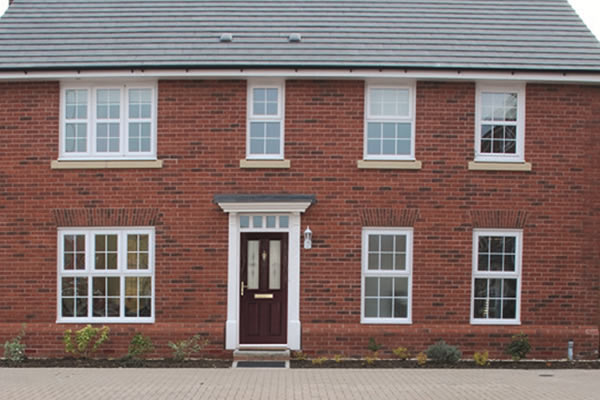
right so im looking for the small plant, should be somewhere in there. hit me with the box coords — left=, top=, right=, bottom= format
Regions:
left=292, top=351, right=307, bottom=361
left=425, top=340, right=462, bottom=364
left=168, top=334, right=208, bottom=361
left=505, top=333, right=531, bottom=361
left=63, top=325, right=109, bottom=358
left=473, top=351, right=489, bottom=367
left=3, top=324, right=26, bottom=362
left=367, top=337, right=382, bottom=353
left=392, top=347, right=410, bottom=360
left=127, top=333, right=154, bottom=359
left=364, top=355, right=377, bottom=365
left=311, top=356, right=328, bottom=365
left=333, top=353, right=343, bottom=363
left=416, top=351, right=428, bottom=366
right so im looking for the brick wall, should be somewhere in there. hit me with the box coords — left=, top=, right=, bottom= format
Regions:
left=0, top=79, right=598, bottom=359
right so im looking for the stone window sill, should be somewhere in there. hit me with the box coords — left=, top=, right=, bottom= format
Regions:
left=51, top=160, right=164, bottom=169
left=468, top=161, right=532, bottom=171
left=357, top=160, right=422, bottom=170
left=240, top=159, right=291, bottom=169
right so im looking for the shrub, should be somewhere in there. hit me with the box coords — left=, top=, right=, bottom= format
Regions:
left=425, top=340, right=462, bottom=364
left=367, top=337, right=382, bottom=353
left=3, top=324, right=26, bottom=362
left=473, top=351, right=489, bottom=367
left=364, top=355, right=377, bottom=365
left=416, top=352, right=428, bottom=366
left=64, top=325, right=109, bottom=358
left=506, top=333, right=531, bottom=361
left=333, top=354, right=343, bottom=363
left=127, top=333, right=154, bottom=359
left=311, top=356, right=328, bottom=365
left=168, top=334, right=208, bottom=361
left=292, top=351, right=307, bottom=361
left=392, top=347, right=410, bottom=360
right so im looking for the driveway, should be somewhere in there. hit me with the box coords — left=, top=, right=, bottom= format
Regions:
left=0, top=368, right=598, bottom=400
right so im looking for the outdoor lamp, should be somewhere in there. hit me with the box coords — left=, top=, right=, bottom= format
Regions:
left=304, top=226, right=312, bottom=249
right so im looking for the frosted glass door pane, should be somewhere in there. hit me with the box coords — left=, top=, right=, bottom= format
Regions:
left=269, top=240, right=281, bottom=290
left=247, top=240, right=259, bottom=289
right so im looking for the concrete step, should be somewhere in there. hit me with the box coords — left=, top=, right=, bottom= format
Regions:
left=233, top=349, right=290, bottom=361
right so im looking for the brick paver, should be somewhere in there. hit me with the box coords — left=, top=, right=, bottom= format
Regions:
left=0, top=368, right=598, bottom=400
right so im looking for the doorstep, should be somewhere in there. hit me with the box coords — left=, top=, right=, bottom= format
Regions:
left=232, top=349, right=291, bottom=368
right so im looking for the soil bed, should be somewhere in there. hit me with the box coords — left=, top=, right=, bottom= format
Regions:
left=290, top=359, right=600, bottom=369
left=0, top=358, right=231, bottom=368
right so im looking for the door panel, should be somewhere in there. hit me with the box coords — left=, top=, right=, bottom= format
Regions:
left=240, top=233, right=287, bottom=344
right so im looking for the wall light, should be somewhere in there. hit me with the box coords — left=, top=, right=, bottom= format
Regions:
left=304, top=226, right=312, bottom=249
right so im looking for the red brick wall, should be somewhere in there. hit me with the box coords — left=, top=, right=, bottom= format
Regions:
left=0, top=79, right=598, bottom=360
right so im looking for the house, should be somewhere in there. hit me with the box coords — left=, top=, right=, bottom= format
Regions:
left=0, top=0, right=599, bottom=360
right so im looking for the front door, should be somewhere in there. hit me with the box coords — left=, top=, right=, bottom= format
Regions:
left=240, top=233, right=288, bottom=344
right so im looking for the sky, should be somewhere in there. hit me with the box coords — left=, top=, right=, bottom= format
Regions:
left=0, top=0, right=598, bottom=39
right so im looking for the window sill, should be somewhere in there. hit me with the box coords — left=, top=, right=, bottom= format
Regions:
left=361, top=319, right=413, bottom=325
left=51, top=160, right=164, bottom=170
left=470, top=320, right=521, bottom=326
left=240, top=159, right=291, bottom=169
left=468, top=161, right=531, bottom=172
left=357, top=160, right=422, bottom=170
left=57, top=318, right=155, bottom=324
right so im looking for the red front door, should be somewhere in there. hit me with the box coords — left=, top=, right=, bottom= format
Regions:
left=240, top=233, right=288, bottom=344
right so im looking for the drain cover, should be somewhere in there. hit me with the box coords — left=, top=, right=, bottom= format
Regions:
left=539, top=374, right=554, bottom=377
left=235, top=361, right=287, bottom=368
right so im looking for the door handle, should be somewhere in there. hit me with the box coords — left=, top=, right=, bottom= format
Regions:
left=241, top=281, right=248, bottom=296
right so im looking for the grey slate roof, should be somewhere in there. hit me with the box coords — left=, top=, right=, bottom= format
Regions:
left=0, top=0, right=599, bottom=71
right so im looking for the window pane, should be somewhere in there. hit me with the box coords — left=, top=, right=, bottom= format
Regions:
left=394, top=277, right=408, bottom=297
left=367, top=122, right=381, bottom=139
left=394, top=298, right=408, bottom=318
left=62, top=278, right=74, bottom=296
left=379, top=298, right=393, bottom=318
left=490, top=237, right=503, bottom=252
left=474, top=279, right=487, bottom=297
left=365, top=277, right=378, bottom=297
left=266, top=139, right=280, bottom=154
left=62, top=298, right=74, bottom=317
left=367, top=253, right=379, bottom=270
left=502, top=300, right=516, bottom=319
left=380, top=254, right=393, bottom=270
left=488, top=299, right=501, bottom=318
left=490, top=255, right=503, bottom=271
left=503, top=279, right=517, bottom=298
left=474, top=299, right=487, bottom=318
left=396, top=140, right=411, bottom=155
left=139, top=298, right=151, bottom=317
left=478, top=254, right=489, bottom=271
left=380, top=278, right=393, bottom=297
left=252, top=216, right=262, bottom=228
left=269, top=240, right=281, bottom=290
left=395, top=235, right=406, bottom=252
left=247, top=240, right=259, bottom=290
left=365, top=299, right=378, bottom=317
left=139, top=277, right=151, bottom=296
left=266, top=216, right=277, bottom=228
left=489, top=279, right=502, bottom=297
left=279, top=216, right=289, bottom=228
left=381, top=235, right=394, bottom=252
left=240, top=216, right=250, bottom=228
left=394, top=253, right=406, bottom=270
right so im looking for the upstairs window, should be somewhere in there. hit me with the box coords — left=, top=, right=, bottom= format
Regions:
left=247, top=82, right=284, bottom=159
left=475, top=84, right=525, bottom=162
left=364, top=84, right=415, bottom=160
left=61, top=83, right=156, bottom=160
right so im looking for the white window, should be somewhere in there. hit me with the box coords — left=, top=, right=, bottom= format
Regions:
left=475, top=84, right=525, bottom=162
left=57, top=227, right=155, bottom=323
left=361, top=228, right=412, bottom=324
left=247, top=81, right=285, bottom=159
left=364, top=83, right=415, bottom=160
left=471, top=230, right=522, bottom=325
left=61, top=83, right=157, bottom=160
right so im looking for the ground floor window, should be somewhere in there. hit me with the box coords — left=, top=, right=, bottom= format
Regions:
left=471, top=229, right=522, bottom=324
left=361, top=228, right=412, bottom=324
left=58, top=227, right=154, bottom=323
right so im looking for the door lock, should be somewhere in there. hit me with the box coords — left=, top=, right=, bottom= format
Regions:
left=241, top=281, right=248, bottom=296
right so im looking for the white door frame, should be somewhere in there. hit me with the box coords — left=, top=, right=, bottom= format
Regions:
left=216, top=201, right=312, bottom=350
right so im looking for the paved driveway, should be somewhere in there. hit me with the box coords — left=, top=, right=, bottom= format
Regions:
left=0, top=368, right=598, bottom=400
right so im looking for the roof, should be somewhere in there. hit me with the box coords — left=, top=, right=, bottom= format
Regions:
left=0, top=0, right=599, bottom=72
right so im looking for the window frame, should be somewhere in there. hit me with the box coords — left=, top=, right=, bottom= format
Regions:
left=363, top=82, right=416, bottom=161
left=57, top=227, right=155, bottom=323
left=361, top=227, right=413, bottom=324
left=474, top=83, right=526, bottom=162
left=59, top=82, right=158, bottom=161
left=246, top=80, right=285, bottom=160
left=470, top=229, right=522, bottom=325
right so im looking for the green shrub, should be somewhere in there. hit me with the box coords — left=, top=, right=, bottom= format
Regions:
left=425, top=340, right=462, bottom=364
left=168, top=334, right=208, bottom=361
left=63, top=325, right=110, bottom=358
left=367, top=337, right=382, bottom=353
left=3, top=324, right=26, bottom=362
left=416, top=351, right=428, bottom=366
left=505, top=333, right=531, bottom=361
left=392, top=347, right=410, bottom=360
left=473, top=351, right=489, bottom=366
left=127, top=333, right=154, bottom=359
left=311, top=356, right=328, bottom=365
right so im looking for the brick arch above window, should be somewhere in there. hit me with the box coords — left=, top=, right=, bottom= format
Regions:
left=470, top=210, right=528, bottom=229
left=359, top=208, right=419, bottom=227
left=52, top=208, right=160, bottom=227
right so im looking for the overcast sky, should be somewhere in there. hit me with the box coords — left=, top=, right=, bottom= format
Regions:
left=0, top=0, right=599, bottom=40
